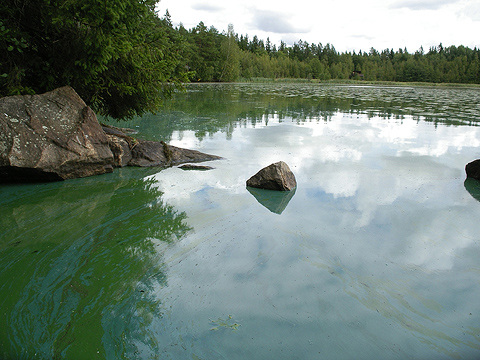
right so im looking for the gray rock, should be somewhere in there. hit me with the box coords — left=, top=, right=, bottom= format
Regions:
left=179, top=164, right=215, bottom=171
left=466, top=159, right=480, bottom=181
left=128, top=141, right=221, bottom=168
left=128, top=140, right=169, bottom=167
left=101, top=123, right=137, bottom=135
left=106, top=134, right=132, bottom=167
left=0, top=86, right=114, bottom=183
left=101, top=124, right=222, bottom=168
left=0, top=87, right=222, bottom=183
left=246, top=161, right=297, bottom=191
left=168, top=144, right=221, bottom=166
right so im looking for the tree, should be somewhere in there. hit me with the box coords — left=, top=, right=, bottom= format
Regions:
left=238, top=34, right=249, bottom=51
left=219, top=24, right=240, bottom=81
left=265, top=37, right=272, bottom=55
left=0, top=0, right=187, bottom=120
left=466, top=53, right=480, bottom=83
left=187, top=22, right=221, bottom=81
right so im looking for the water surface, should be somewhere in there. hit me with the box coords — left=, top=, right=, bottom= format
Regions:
left=2, top=84, right=480, bottom=359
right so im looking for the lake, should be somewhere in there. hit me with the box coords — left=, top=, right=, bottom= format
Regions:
left=1, top=83, right=480, bottom=359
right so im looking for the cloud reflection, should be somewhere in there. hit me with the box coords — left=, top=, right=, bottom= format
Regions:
left=150, top=88, right=480, bottom=358
left=165, top=111, right=480, bottom=275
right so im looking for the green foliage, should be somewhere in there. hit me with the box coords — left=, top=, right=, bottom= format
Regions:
left=219, top=24, right=240, bottom=82
left=0, top=0, right=187, bottom=120
left=183, top=22, right=221, bottom=82
left=173, top=20, right=480, bottom=85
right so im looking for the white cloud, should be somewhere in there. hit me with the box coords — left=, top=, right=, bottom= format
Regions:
left=191, top=2, right=223, bottom=12
left=390, top=0, right=457, bottom=10
left=250, top=10, right=310, bottom=34
left=458, top=1, right=480, bottom=22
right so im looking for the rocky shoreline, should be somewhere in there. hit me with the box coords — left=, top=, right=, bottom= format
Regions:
left=0, top=86, right=221, bottom=184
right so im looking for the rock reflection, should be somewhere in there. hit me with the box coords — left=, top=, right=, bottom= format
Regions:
left=464, top=177, right=480, bottom=202
left=0, top=169, right=191, bottom=359
left=247, top=187, right=296, bottom=214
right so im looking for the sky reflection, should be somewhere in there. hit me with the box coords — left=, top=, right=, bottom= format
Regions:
left=148, top=107, right=480, bottom=358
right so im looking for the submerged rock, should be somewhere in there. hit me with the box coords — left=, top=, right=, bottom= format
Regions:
left=465, top=159, right=480, bottom=181
left=246, top=161, right=297, bottom=191
left=179, top=164, right=215, bottom=170
left=0, top=86, right=221, bottom=183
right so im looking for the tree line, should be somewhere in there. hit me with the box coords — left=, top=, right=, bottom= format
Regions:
left=1, top=1, right=479, bottom=120
left=177, top=20, right=480, bottom=84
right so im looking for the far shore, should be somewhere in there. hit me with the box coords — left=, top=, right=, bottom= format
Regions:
left=186, top=78, right=480, bottom=89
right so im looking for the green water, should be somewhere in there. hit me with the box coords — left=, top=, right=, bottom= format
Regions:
left=2, top=83, right=480, bottom=359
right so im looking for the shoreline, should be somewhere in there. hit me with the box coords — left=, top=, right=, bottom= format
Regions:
left=185, top=79, right=480, bottom=89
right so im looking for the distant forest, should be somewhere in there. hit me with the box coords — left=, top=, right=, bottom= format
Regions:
left=172, top=16, right=480, bottom=84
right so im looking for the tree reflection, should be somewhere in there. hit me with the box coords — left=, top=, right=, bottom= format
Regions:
left=0, top=169, right=191, bottom=359
left=109, top=84, right=480, bottom=143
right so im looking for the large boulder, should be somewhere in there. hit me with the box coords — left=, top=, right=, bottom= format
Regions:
left=246, top=161, right=297, bottom=191
left=0, top=86, right=114, bottom=183
left=0, top=87, right=222, bottom=183
left=466, top=159, right=480, bottom=181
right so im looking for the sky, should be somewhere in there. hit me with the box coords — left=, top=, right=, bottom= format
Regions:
left=156, top=0, right=480, bottom=53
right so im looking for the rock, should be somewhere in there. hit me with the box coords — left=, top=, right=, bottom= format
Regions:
left=179, top=164, right=215, bottom=171
left=128, top=140, right=168, bottom=167
left=0, top=86, right=114, bottom=183
left=466, top=159, right=480, bottom=181
left=101, top=123, right=137, bottom=135
left=0, top=87, right=222, bottom=183
left=246, top=161, right=297, bottom=191
left=106, top=134, right=132, bottom=167
left=168, top=144, right=221, bottom=166
left=101, top=124, right=222, bottom=168
left=127, top=141, right=221, bottom=167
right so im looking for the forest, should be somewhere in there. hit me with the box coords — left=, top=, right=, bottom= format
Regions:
left=1, top=1, right=479, bottom=120
left=176, top=18, right=480, bottom=84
